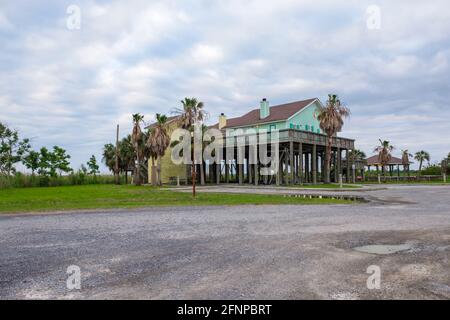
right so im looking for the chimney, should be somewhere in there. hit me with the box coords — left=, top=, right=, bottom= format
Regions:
left=219, top=113, right=227, bottom=129
left=260, top=98, right=269, bottom=119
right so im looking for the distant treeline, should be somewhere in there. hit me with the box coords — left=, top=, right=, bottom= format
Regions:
left=1, top=122, right=106, bottom=188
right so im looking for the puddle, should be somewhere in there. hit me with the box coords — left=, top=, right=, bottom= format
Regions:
left=283, top=194, right=367, bottom=202
left=353, top=243, right=413, bottom=255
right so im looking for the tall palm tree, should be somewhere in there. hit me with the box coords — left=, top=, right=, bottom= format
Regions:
left=414, top=150, right=430, bottom=176
left=131, top=113, right=144, bottom=186
left=374, top=139, right=394, bottom=177
left=147, top=114, right=170, bottom=186
left=401, top=149, right=413, bottom=176
left=318, top=94, right=350, bottom=183
left=173, top=98, right=207, bottom=196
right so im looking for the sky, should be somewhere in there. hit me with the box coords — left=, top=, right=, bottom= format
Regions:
left=1, top=0, right=449, bottom=172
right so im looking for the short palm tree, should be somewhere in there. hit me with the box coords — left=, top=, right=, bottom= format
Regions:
left=131, top=113, right=144, bottom=186
left=348, top=149, right=366, bottom=162
left=120, top=135, right=137, bottom=184
left=401, top=149, right=413, bottom=176
left=318, top=94, right=350, bottom=183
left=374, top=139, right=394, bottom=177
left=414, top=150, right=430, bottom=176
left=173, top=98, right=207, bottom=196
left=147, top=114, right=170, bottom=186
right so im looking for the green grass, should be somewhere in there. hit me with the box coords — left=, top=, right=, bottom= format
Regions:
left=362, top=179, right=450, bottom=185
left=0, top=184, right=353, bottom=213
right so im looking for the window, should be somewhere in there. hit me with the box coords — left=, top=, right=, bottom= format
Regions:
left=289, top=123, right=294, bottom=129
left=296, top=124, right=300, bottom=129
left=269, top=124, right=276, bottom=131
left=305, top=125, right=309, bottom=131
left=311, top=125, right=314, bottom=132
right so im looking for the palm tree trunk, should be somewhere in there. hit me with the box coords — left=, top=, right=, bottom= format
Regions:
left=135, top=151, right=141, bottom=186
left=192, top=164, right=196, bottom=197
left=419, top=160, right=423, bottom=176
left=157, top=157, right=162, bottom=186
left=151, top=157, right=157, bottom=186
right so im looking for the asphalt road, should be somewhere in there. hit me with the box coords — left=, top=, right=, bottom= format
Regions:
left=1, top=185, right=449, bottom=299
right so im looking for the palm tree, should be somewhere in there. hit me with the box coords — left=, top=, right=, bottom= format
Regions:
left=102, top=143, right=116, bottom=173
left=401, top=149, right=413, bottom=176
left=414, top=150, right=430, bottom=176
left=348, top=149, right=366, bottom=163
left=119, top=135, right=136, bottom=184
left=131, top=113, right=144, bottom=186
left=173, top=98, right=207, bottom=196
left=374, top=139, right=394, bottom=177
left=318, top=94, right=350, bottom=183
left=147, top=114, right=170, bottom=186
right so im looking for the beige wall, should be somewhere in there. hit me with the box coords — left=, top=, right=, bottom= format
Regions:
left=148, top=121, right=187, bottom=184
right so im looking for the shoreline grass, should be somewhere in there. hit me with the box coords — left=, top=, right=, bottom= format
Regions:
left=0, top=184, right=353, bottom=214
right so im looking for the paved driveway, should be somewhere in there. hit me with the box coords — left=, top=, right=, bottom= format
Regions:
left=0, top=185, right=449, bottom=299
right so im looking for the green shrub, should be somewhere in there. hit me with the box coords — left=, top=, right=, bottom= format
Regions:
left=0, top=173, right=121, bottom=189
left=421, top=164, right=443, bottom=175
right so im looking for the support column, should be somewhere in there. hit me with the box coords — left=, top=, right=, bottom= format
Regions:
left=299, top=143, right=303, bottom=184
left=304, top=152, right=309, bottom=183
left=289, top=141, right=294, bottom=185
left=321, top=152, right=325, bottom=182
left=346, top=149, right=350, bottom=183
left=238, top=162, right=243, bottom=185
left=312, top=144, right=317, bottom=184
left=216, top=161, right=221, bottom=184
left=337, top=148, right=342, bottom=182
left=284, top=147, right=289, bottom=185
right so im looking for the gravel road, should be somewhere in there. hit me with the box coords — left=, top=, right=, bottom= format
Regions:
left=1, top=184, right=449, bottom=299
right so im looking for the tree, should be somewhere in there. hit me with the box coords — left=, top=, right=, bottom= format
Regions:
left=414, top=150, right=430, bottom=176
left=147, top=114, right=170, bottom=186
left=37, top=147, right=52, bottom=176
left=131, top=113, right=144, bottom=186
left=374, top=140, right=394, bottom=177
left=52, top=146, right=72, bottom=175
left=317, top=94, right=350, bottom=183
left=173, top=98, right=207, bottom=196
left=0, top=122, right=30, bottom=175
left=401, top=149, right=413, bottom=176
left=87, top=155, right=100, bottom=175
left=119, top=135, right=136, bottom=183
left=22, top=150, right=40, bottom=175
left=102, top=143, right=116, bottom=173
left=348, top=149, right=366, bottom=162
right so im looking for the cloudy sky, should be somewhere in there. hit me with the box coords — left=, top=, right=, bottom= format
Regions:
left=1, top=0, right=449, bottom=171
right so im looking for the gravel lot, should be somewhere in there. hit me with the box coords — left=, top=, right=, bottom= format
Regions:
left=1, top=184, right=449, bottom=299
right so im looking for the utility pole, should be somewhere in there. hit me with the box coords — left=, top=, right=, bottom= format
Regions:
left=115, top=124, right=120, bottom=185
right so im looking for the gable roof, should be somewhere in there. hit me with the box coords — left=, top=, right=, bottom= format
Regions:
left=145, top=115, right=179, bottom=130
left=366, top=155, right=412, bottom=166
left=222, top=98, right=317, bottom=129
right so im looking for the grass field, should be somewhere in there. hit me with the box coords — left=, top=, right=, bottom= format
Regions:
left=362, top=179, right=449, bottom=185
left=0, top=185, right=353, bottom=213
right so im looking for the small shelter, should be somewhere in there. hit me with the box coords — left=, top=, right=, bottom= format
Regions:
left=365, top=155, right=412, bottom=177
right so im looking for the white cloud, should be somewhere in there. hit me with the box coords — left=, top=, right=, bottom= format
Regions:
left=1, top=0, right=449, bottom=170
